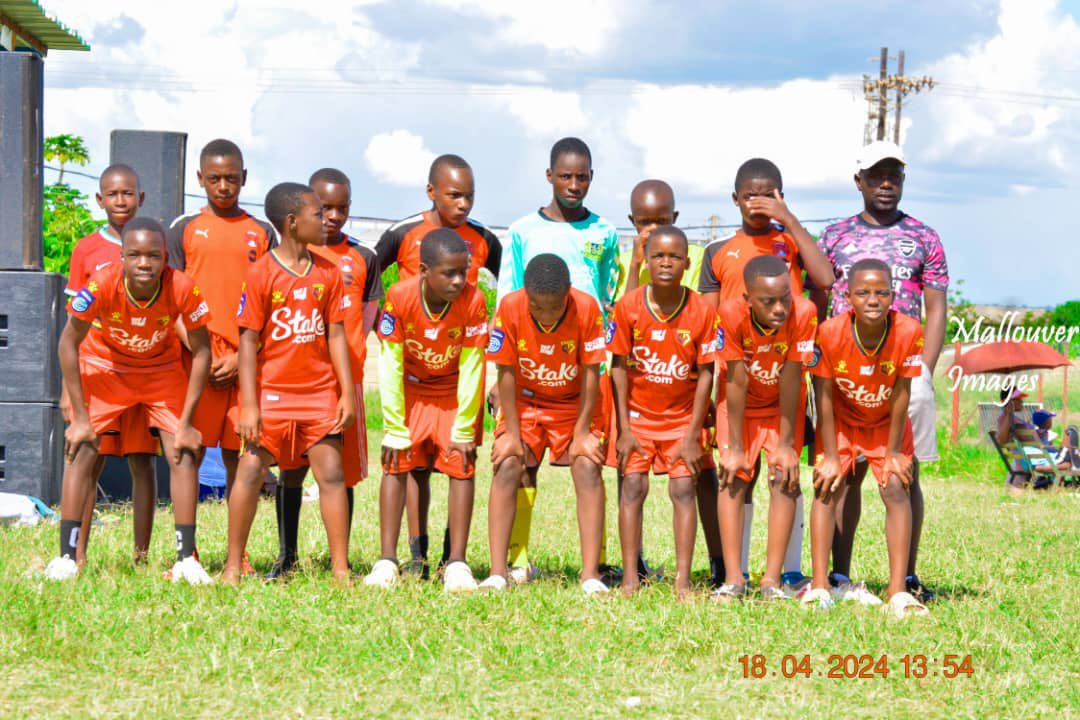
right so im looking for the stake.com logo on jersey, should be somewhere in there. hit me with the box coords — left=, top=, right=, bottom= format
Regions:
left=519, top=358, right=578, bottom=387
left=834, top=378, right=891, bottom=408
left=746, top=358, right=783, bottom=385
left=630, top=346, right=691, bottom=385
left=404, top=340, right=461, bottom=370
left=107, top=326, right=170, bottom=353
left=270, top=307, right=325, bottom=345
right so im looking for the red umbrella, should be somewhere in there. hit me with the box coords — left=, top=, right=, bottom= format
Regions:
left=951, top=341, right=1071, bottom=375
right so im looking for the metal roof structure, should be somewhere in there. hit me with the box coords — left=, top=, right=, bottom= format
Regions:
left=0, top=0, right=89, bottom=55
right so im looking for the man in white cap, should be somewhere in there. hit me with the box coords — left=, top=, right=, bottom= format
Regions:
left=811, top=140, right=949, bottom=604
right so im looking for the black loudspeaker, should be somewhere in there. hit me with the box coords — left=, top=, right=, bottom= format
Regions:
left=0, top=271, right=66, bottom=403
left=0, top=402, right=64, bottom=504
left=0, top=52, right=44, bottom=270
left=98, top=456, right=171, bottom=502
left=109, top=130, right=187, bottom=227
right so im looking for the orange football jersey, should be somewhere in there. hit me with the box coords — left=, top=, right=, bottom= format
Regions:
left=167, top=207, right=276, bottom=352
left=237, top=250, right=345, bottom=395
left=487, top=287, right=606, bottom=405
left=607, top=286, right=717, bottom=437
left=376, top=213, right=501, bottom=286
left=311, top=235, right=382, bottom=382
left=716, top=295, right=817, bottom=417
left=810, top=309, right=924, bottom=427
left=377, top=276, right=488, bottom=394
left=698, top=227, right=806, bottom=300
left=66, top=227, right=126, bottom=361
left=68, top=264, right=210, bottom=373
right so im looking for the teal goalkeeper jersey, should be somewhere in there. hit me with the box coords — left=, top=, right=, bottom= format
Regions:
left=497, top=209, right=621, bottom=315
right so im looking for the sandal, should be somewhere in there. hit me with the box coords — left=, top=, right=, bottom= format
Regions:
left=884, top=591, right=929, bottom=618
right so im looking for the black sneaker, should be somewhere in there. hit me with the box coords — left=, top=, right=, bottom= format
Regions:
left=599, top=563, right=623, bottom=586
left=637, top=553, right=663, bottom=583
left=709, top=557, right=725, bottom=589
left=265, top=554, right=297, bottom=581
left=905, top=574, right=935, bottom=603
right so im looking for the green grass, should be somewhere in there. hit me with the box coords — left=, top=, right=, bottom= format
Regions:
left=1, top=364, right=1078, bottom=717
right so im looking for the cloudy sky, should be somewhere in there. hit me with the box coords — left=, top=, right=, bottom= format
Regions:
left=40, top=0, right=1080, bottom=307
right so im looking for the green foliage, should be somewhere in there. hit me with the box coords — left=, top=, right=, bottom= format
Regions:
left=43, top=133, right=90, bottom=185
left=1047, top=301, right=1080, bottom=357
left=947, top=278, right=978, bottom=331
left=42, top=183, right=100, bottom=276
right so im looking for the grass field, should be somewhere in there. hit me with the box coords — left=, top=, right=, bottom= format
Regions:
left=2, top=367, right=1078, bottom=718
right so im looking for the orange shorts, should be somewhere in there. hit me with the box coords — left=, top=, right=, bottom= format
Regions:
left=256, top=387, right=342, bottom=471
left=98, top=407, right=161, bottom=456
left=341, top=384, right=368, bottom=486
left=82, top=362, right=186, bottom=438
left=192, top=382, right=241, bottom=451
left=617, top=426, right=715, bottom=478
left=734, top=412, right=807, bottom=482
left=494, top=397, right=605, bottom=467
left=816, top=418, right=915, bottom=486
left=383, top=389, right=482, bottom=480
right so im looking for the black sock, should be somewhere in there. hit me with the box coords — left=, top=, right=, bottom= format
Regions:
left=440, top=527, right=451, bottom=566
left=175, top=524, right=196, bottom=561
left=60, top=519, right=80, bottom=559
left=346, top=486, right=355, bottom=538
left=409, top=534, right=429, bottom=561
left=282, top=486, right=302, bottom=560
left=710, top=556, right=725, bottom=584
left=274, top=485, right=286, bottom=556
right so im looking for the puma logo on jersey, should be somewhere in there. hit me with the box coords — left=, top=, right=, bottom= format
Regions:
left=194, top=228, right=209, bottom=238
left=727, top=249, right=741, bottom=258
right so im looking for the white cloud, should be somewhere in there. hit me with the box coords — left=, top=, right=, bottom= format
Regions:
left=481, top=86, right=588, bottom=137
left=364, top=130, right=435, bottom=187
left=428, top=0, right=623, bottom=54
left=623, top=78, right=866, bottom=195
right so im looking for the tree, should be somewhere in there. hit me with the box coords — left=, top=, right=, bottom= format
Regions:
left=41, top=134, right=100, bottom=276
left=43, top=133, right=90, bottom=185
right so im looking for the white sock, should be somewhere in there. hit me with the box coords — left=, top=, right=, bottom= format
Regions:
left=784, top=494, right=804, bottom=575
left=741, top=503, right=753, bottom=575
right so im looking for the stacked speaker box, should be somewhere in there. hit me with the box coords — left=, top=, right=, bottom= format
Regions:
left=0, top=51, right=67, bottom=504
left=97, top=131, right=189, bottom=501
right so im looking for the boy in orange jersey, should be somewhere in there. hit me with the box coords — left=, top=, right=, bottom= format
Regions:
left=46, top=218, right=213, bottom=583
left=167, top=139, right=277, bottom=504
left=63, top=164, right=159, bottom=564
left=609, top=226, right=716, bottom=599
left=480, top=254, right=609, bottom=594
left=222, top=183, right=355, bottom=585
left=715, top=255, right=817, bottom=601
left=805, top=258, right=927, bottom=617
left=376, top=154, right=501, bottom=576
left=699, top=159, right=833, bottom=592
left=366, top=229, right=488, bottom=593
left=266, top=168, right=382, bottom=580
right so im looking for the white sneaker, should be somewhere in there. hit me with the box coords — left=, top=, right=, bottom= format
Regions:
left=478, top=574, right=508, bottom=592
left=831, top=580, right=883, bottom=606
left=170, top=556, right=213, bottom=585
left=581, top=577, right=609, bottom=595
left=443, top=561, right=479, bottom=593
left=508, top=562, right=540, bottom=585
left=884, top=591, right=929, bottom=619
left=363, top=559, right=399, bottom=589
left=44, top=555, right=78, bottom=581
left=801, top=587, right=835, bottom=611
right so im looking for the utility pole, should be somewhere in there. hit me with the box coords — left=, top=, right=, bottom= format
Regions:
left=894, top=49, right=905, bottom=144
left=708, top=214, right=719, bottom=243
left=877, top=47, right=888, bottom=141
left=862, top=48, right=934, bottom=146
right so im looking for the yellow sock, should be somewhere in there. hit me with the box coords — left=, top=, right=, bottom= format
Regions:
left=598, top=513, right=608, bottom=566
left=509, top=487, right=536, bottom=569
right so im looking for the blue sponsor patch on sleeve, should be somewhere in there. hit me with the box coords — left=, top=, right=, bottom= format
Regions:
left=715, top=326, right=725, bottom=350
left=236, top=292, right=247, bottom=317
left=71, top=289, right=95, bottom=314
left=379, top=311, right=396, bottom=337
left=807, top=344, right=822, bottom=368
left=487, top=328, right=505, bottom=353
left=605, top=321, right=616, bottom=345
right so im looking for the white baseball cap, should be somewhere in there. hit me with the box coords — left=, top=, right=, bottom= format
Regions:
left=857, top=141, right=906, bottom=171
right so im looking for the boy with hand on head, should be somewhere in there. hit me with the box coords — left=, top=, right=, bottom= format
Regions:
left=806, top=258, right=927, bottom=617
left=63, top=164, right=160, bottom=565
left=367, top=229, right=488, bottom=593
left=714, top=255, right=817, bottom=601
left=376, top=154, right=500, bottom=577
left=267, top=168, right=382, bottom=580
left=482, top=254, right=609, bottom=594
left=167, top=140, right=277, bottom=531
left=223, top=183, right=355, bottom=586
left=608, top=226, right=716, bottom=599
left=498, top=137, right=621, bottom=584
left=699, top=159, right=833, bottom=593
left=614, top=179, right=723, bottom=587
left=46, top=218, right=213, bottom=583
